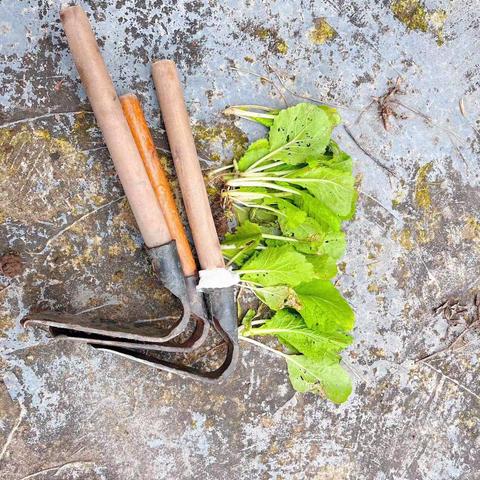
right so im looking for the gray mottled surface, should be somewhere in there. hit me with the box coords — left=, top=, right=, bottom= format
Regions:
left=1, top=0, right=480, bottom=479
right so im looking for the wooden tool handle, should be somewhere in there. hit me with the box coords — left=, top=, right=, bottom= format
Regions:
left=60, top=5, right=171, bottom=248
left=120, top=94, right=197, bottom=277
left=152, top=60, right=225, bottom=270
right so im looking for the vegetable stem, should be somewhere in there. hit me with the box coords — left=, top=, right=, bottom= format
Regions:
left=237, top=319, right=267, bottom=334
left=226, top=245, right=252, bottom=266
left=239, top=269, right=271, bottom=274
left=225, top=191, right=269, bottom=200
left=232, top=199, right=287, bottom=217
left=262, top=233, right=298, bottom=243
left=226, top=180, right=301, bottom=195
left=246, top=160, right=285, bottom=173
left=226, top=191, right=292, bottom=200
left=251, top=319, right=267, bottom=326
left=208, top=164, right=234, bottom=176
left=224, top=105, right=277, bottom=120
left=244, top=165, right=297, bottom=176
left=246, top=145, right=284, bottom=171
left=238, top=335, right=290, bottom=360
left=229, top=175, right=331, bottom=185
left=227, top=104, right=278, bottom=112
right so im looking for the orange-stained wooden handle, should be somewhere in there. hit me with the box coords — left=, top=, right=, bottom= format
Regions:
left=152, top=60, right=225, bottom=271
left=120, top=93, right=197, bottom=277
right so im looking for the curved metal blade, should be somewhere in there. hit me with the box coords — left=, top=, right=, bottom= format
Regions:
left=93, top=286, right=239, bottom=383
left=22, top=242, right=210, bottom=351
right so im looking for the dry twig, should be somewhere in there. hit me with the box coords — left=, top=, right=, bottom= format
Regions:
left=374, top=77, right=407, bottom=130
left=417, top=293, right=480, bottom=362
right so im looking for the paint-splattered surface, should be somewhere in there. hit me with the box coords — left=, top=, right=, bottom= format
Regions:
left=1, top=0, right=480, bottom=478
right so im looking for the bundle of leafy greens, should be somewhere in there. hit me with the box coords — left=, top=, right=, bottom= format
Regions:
left=212, top=103, right=357, bottom=404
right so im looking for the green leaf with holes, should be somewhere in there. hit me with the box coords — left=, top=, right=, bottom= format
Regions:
left=286, top=354, right=352, bottom=403
left=239, top=245, right=314, bottom=287
left=268, top=103, right=339, bottom=164
left=251, top=285, right=299, bottom=311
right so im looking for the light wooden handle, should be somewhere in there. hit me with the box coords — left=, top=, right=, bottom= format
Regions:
left=120, top=93, right=197, bottom=277
left=60, top=5, right=171, bottom=248
left=152, top=60, right=225, bottom=270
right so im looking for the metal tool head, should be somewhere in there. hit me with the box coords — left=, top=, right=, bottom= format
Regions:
left=94, top=285, right=239, bottom=383
left=22, top=241, right=209, bottom=352
left=22, top=243, right=239, bottom=382
left=202, top=286, right=238, bottom=346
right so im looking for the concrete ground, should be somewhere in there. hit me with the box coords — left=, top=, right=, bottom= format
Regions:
left=1, top=0, right=480, bottom=478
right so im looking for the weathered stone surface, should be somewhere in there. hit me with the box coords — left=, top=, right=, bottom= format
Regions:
left=1, top=0, right=479, bottom=479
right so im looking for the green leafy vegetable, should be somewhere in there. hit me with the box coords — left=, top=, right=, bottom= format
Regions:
left=267, top=103, right=336, bottom=165
left=251, top=285, right=298, bottom=311
left=284, top=166, right=355, bottom=216
left=294, top=280, right=354, bottom=331
left=292, top=190, right=342, bottom=232
left=222, top=220, right=262, bottom=265
left=239, top=245, right=314, bottom=287
left=286, top=355, right=352, bottom=403
left=305, top=254, right=338, bottom=280
left=241, top=309, right=257, bottom=330
left=238, top=138, right=270, bottom=172
left=322, top=230, right=346, bottom=260
left=213, top=102, right=357, bottom=404
left=224, top=105, right=279, bottom=127
left=244, top=310, right=352, bottom=355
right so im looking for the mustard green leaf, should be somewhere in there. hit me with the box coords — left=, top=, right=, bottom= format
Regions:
left=310, top=141, right=353, bottom=173
left=285, top=166, right=355, bottom=216
left=305, top=254, right=338, bottom=280
left=252, top=285, right=299, bottom=311
left=238, top=138, right=270, bottom=172
left=322, top=230, right=346, bottom=260
left=223, top=220, right=262, bottom=246
left=340, top=188, right=358, bottom=221
left=318, top=106, right=342, bottom=128
left=295, top=279, right=354, bottom=331
left=248, top=309, right=352, bottom=355
left=268, top=103, right=337, bottom=164
left=286, top=354, right=352, bottom=403
left=292, top=190, right=342, bottom=232
left=222, top=220, right=262, bottom=265
left=241, top=308, right=256, bottom=331
left=267, top=197, right=307, bottom=230
left=239, top=245, right=314, bottom=287
left=224, top=105, right=278, bottom=127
